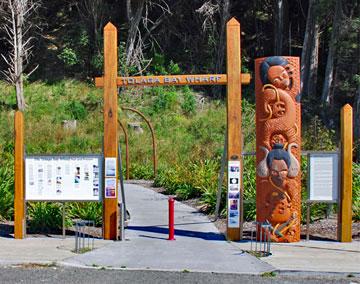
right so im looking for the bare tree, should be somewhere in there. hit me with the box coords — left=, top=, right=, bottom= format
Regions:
left=125, top=0, right=171, bottom=75
left=197, top=0, right=230, bottom=97
left=0, top=0, right=40, bottom=111
left=75, top=0, right=105, bottom=59
left=197, top=0, right=230, bottom=75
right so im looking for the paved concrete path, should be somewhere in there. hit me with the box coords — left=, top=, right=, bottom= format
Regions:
left=62, top=183, right=273, bottom=274
left=2, top=183, right=357, bottom=274
left=233, top=239, right=360, bottom=273
left=0, top=237, right=109, bottom=266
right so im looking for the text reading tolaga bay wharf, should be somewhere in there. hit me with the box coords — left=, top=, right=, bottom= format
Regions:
left=121, top=75, right=223, bottom=85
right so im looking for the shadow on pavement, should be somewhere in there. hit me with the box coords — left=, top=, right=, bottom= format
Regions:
left=0, top=223, right=14, bottom=238
left=127, top=225, right=225, bottom=241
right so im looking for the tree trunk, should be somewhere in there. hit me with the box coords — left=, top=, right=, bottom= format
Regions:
left=300, top=0, right=316, bottom=98
left=274, top=0, right=284, bottom=55
left=211, top=0, right=230, bottom=98
left=214, top=0, right=230, bottom=75
left=125, top=0, right=145, bottom=71
left=306, top=22, right=319, bottom=98
left=321, top=0, right=342, bottom=106
left=16, top=1, right=25, bottom=111
left=1, top=0, right=39, bottom=111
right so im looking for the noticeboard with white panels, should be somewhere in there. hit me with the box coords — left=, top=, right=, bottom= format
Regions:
left=25, top=155, right=103, bottom=201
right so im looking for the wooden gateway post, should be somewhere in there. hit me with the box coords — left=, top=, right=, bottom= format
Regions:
left=338, top=104, right=353, bottom=242
left=14, top=111, right=25, bottom=239
left=96, top=18, right=250, bottom=241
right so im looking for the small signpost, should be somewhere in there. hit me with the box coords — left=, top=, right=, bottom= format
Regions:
left=306, top=152, right=340, bottom=241
left=308, top=153, right=339, bottom=202
left=95, top=18, right=250, bottom=240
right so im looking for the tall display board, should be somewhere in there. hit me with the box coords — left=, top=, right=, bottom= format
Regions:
left=25, top=155, right=102, bottom=201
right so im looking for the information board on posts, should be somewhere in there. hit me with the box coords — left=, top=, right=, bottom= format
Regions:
left=25, top=155, right=103, bottom=201
left=308, top=153, right=339, bottom=202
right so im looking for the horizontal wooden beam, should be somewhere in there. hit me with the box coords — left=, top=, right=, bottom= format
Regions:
left=95, top=74, right=251, bottom=88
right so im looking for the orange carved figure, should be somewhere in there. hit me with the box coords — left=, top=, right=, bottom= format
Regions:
left=255, top=57, right=301, bottom=242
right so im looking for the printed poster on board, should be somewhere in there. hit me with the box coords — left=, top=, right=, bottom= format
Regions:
left=105, top=157, right=117, bottom=177
left=105, top=178, right=117, bottom=199
left=228, top=160, right=241, bottom=228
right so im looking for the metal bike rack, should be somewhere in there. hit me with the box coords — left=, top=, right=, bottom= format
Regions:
left=250, top=221, right=272, bottom=257
left=74, top=220, right=95, bottom=253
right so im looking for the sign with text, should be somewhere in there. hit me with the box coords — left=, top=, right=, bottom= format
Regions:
left=228, top=160, right=241, bottom=228
left=308, top=153, right=339, bottom=202
left=25, top=155, right=103, bottom=201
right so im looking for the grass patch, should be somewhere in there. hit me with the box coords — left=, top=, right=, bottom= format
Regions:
left=261, top=271, right=277, bottom=277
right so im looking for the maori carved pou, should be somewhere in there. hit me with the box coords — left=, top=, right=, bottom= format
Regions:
left=255, top=56, right=301, bottom=242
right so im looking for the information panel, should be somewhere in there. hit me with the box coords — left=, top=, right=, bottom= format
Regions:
left=227, top=160, right=241, bottom=228
left=26, top=155, right=103, bottom=201
left=308, top=153, right=339, bottom=202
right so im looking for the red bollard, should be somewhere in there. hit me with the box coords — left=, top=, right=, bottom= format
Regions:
left=168, top=196, right=175, bottom=240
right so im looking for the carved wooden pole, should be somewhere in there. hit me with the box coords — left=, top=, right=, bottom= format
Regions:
left=103, top=23, right=119, bottom=240
left=255, top=57, right=301, bottom=242
left=338, top=104, right=353, bottom=242
left=14, top=111, right=25, bottom=239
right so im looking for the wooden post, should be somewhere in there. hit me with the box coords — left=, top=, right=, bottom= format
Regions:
left=14, top=111, right=25, bottom=239
left=226, top=18, right=242, bottom=241
left=338, top=104, right=353, bottom=242
left=103, top=22, right=119, bottom=240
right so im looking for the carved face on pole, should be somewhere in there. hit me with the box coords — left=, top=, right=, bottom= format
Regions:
left=267, top=65, right=290, bottom=90
left=256, top=143, right=300, bottom=180
left=269, top=159, right=288, bottom=186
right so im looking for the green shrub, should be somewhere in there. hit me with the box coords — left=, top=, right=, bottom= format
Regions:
left=27, top=202, right=64, bottom=233
left=152, top=89, right=178, bottom=113
left=58, top=47, right=79, bottom=67
left=155, top=159, right=219, bottom=208
left=129, top=163, right=154, bottom=180
left=68, top=202, right=102, bottom=227
left=148, top=53, right=181, bottom=75
left=243, top=156, right=256, bottom=221
left=181, top=88, right=196, bottom=115
left=302, top=116, right=336, bottom=151
left=0, top=145, right=14, bottom=221
left=0, top=163, right=14, bottom=221
left=176, top=184, right=198, bottom=200
left=65, top=101, right=88, bottom=120
left=353, top=163, right=360, bottom=221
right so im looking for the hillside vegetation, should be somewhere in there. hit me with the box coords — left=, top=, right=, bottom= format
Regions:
left=0, top=80, right=358, bottom=231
